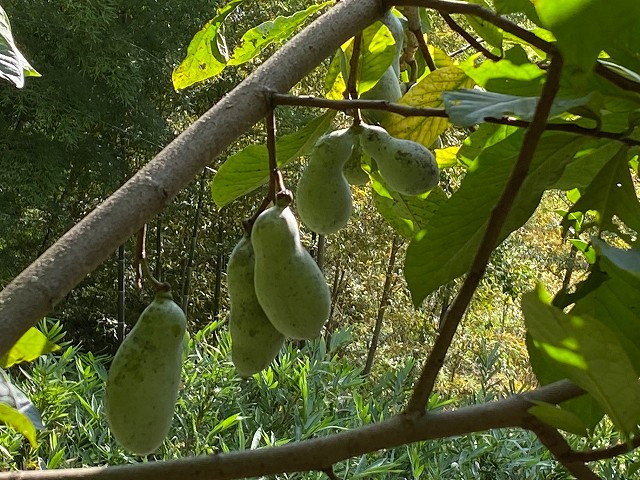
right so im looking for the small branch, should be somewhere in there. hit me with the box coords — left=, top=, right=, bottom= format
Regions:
left=450, top=42, right=476, bottom=58
left=266, top=110, right=278, bottom=199
left=595, top=61, right=640, bottom=95
left=346, top=33, right=362, bottom=100
left=527, top=419, right=601, bottom=480
left=0, top=380, right=583, bottom=480
left=567, top=436, right=640, bottom=463
left=439, top=12, right=500, bottom=61
left=405, top=49, right=565, bottom=413
left=135, top=225, right=168, bottom=292
left=272, top=93, right=447, bottom=116
left=410, top=27, right=437, bottom=72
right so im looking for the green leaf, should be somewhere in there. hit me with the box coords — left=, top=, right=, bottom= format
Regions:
left=564, top=147, right=640, bottom=240
left=0, top=6, right=40, bottom=88
left=356, top=20, right=398, bottom=95
left=492, top=0, right=542, bottom=25
left=442, top=89, right=592, bottom=127
left=371, top=175, right=447, bottom=239
left=211, top=111, right=336, bottom=207
left=171, top=0, right=245, bottom=91
left=0, top=404, right=38, bottom=447
left=526, top=334, right=604, bottom=431
left=528, top=401, right=588, bottom=436
left=405, top=127, right=591, bottom=305
left=0, top=327, right=60, bottom=368
left=552, top=140, right=621, bottom=191
left=461, top=50, right=546, bottom=96
left=228, top=2, right=331, bottom=66
left=463, top=0, right=503, bottom=50
left=385, top=66, right=474, bottom=147
left=523, top=284, right=640, bottom=439
left=571, top=241, right=640, bottom=373
left=534, top=0, right=640, bottom=75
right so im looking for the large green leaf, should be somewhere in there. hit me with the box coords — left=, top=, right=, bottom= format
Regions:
left=0, top=6, right=40, bottom=88
left=523, top=284, right=640, bottom=439
left=492, top=0, right=542, bottom=25
left=461, top=47, right=546, bottom=97
left=356, top=20, right=397, bottom=95
left=527, top=401, right=588, bottom=436
left=0, top=326, right=60, bottom=368
left=534, top=0, right=640, bottom=75
left=552, top=140, right=621, bottom=191
left=172, top=0, right=245, bottom=90
left=211, top=111, right=336, bottom=207
left=405, top=127, right=592, bottom=305
left=384, top=66, right=474, bottom=147
left=564, top=147, right=640, bottom=240
left=371, top=174, right=446, bottom=239
left=228, top=2, right=331, bottom=66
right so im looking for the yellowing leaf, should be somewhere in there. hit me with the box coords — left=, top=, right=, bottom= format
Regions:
left=383, top=66, right=474, bottom=147
left=0, top=327, right=60, bottom=368
left=434, top=146, right=459, bottom=168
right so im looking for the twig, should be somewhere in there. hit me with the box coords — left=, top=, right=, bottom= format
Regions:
left=346, top=33, right=363, bottom=124
left=595, top=61, right=640, bottom=95
left=567, top=436, right=640, bottom=463
left=439, top=12, right=500, bottom=61
left=0, top=380, right=583, bottom=480
left=405, top=49, right=565, bottom=413
left=410, top=27, right=437, bottom=72
left=527, top=419, right=601, bottom=480
left=135, top=225, right=169, bottom=292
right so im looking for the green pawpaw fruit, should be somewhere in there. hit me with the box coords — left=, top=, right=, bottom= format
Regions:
left=360, top=66, right=403, bottom=125
left=105, top=290, right=186, bottom=455
left=252, top=203, right=331, bottom=339
left=296, top=128, right=354, bottom=234
left=343, top=137, right=369, bottom=186
left=228, top=234, right=284, bottom=377
left=359, top=124, right=439, bottom=196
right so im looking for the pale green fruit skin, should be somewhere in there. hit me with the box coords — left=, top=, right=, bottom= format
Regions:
left=360, top=67, right=402, bottom=125
left=252, top=205, right=331, bottom=340
left=296, top=128, right=354, bottom=234
left=105, top=291, right=186, bottom=455
left=360, top=124, right=440, bottom=196
left=228, top=235, right=284, bottom=377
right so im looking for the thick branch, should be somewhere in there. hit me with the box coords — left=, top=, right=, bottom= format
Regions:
left=0, top=0, right=387, bottom=357
left=406, top=50, right=565, bottom=413
left=0, top=381, right=582, bottom=480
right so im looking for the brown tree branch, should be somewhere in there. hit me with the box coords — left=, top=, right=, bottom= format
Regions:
left=527, top=419, right=601, bottom=480
left=0, top=0, right=387, bottom=357
left=410, top=27, right=437, bottom=72
left=567, top=436, right=640, bottom=463
left=439, top=12, right=501, bottom=61
left=0, top=380, right=583, bottom=480
left=271, top=94, right=640, bottom=146
left=405, top=49, right=565, bottom=413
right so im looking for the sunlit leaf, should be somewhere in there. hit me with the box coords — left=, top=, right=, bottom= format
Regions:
left=405, top=128, right=593, bottom=305
left=463, top=0, right=503, bottom=49
left=172, top=0, right=244, bottom=90
left=211, top=111, right=336, bottom=207
left=523, top=284, right=640, bottom=439
left=228, top=2, right=331, bottom=66
left=528, top=401, right=588, bottom=436
left=434, top=146, right=459, bottom=168
left=0, top=327, right=60, bottom=368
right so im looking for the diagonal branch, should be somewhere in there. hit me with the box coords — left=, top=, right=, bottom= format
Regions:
left=439, top=12, right=501, bottom=61
left=405, top=49, right=566, bottom=413
left=0, top=380, right=582, bottom=480
left=526, top=419, right=601, bottom=480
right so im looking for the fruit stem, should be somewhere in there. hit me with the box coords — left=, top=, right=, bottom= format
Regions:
left=136, top=225, right=171, bottom=293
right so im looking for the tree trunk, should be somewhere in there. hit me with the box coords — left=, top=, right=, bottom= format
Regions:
left=364, top=235, right=401, bottom=375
